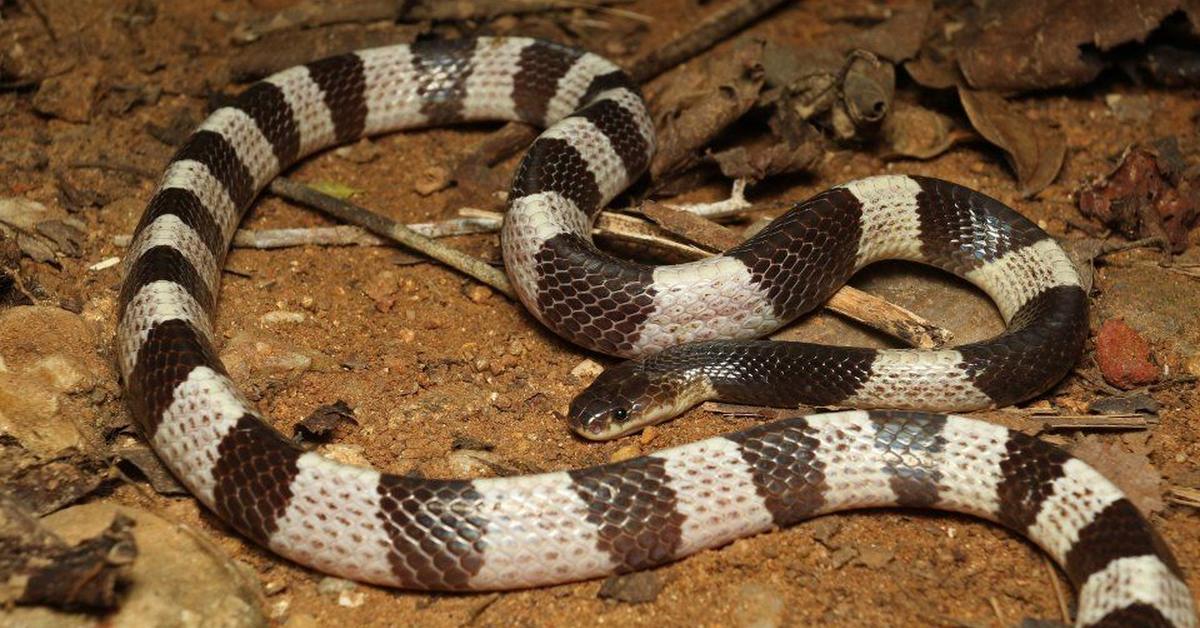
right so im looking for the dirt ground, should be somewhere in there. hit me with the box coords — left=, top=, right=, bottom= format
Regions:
left=2, top=0, right=1199, bottom=626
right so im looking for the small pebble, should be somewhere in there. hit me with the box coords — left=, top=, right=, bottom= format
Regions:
left=597, top=572, right=662, bottom=604
left=317, top=576, right=356, bottom=596
left=1095, top=318, right=1159, bottom=389
left=264, top=581, right=287, bottom=596
left=465, top=284, right=492, bottom=303
left=338, top=590, right=365, bottom=608
left=269, top=598, right=291, bottom=619
left=571, top=358, right=604, bottom=379
left=855, top=545, right=894, bottom=568
left=414, top=166, right=451, bottom=196
left=260, top=310, right=305, bottom=325
left=828, top=546, right=858, bottom=569
left=734, top=582, right=786, bottom=628
left=609, top=444, right=641, bottom=462
left=88, top=256, right=120, bottom=271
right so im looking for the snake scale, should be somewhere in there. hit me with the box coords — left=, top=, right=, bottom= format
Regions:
left=114, top=37, right=1195, bottom=625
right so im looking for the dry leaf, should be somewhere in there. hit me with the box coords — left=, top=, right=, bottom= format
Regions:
left=294, top=400, right=358, bottom=442
left=650, top=38, right=766, bottom=179
left=1071, top=435, right=1165, bottom=515
left=958, top=88, right=1065, bottom=197
left=881, top=103, right=971, bottom=160
left=957, top=0, right=1188, bottom=91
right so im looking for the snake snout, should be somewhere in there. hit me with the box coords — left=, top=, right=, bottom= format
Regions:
left=567, top=364, right=655, bottom=440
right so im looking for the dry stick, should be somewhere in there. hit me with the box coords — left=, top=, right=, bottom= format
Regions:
left=112, top=218, right=501, bottom=250
left=1168, top=485, right=1200, bottom=508
left=454, top=0, right=789, bottom=177
left=1041, top=555, right=1072, bottom=625
left=268, top=177, right=518, bottom=298
left=626, top=0, right=790, bottom=83
left=1034, top=413, right=1155, bottom=431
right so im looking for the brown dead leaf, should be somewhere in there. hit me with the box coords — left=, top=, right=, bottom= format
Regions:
left=881, top=102, right=971, bottom=160
left=640, top=203, right=740, bottom=252
left=958, top=88, right=1065, bottom=197
left=649, top=38, right=766, bottom=180
left=957, top=0, right=1185, bottom=91
left=1071, top=435, right=1165, bottom=515
left=709, top=138, right=822, bottom=182
left=836, top=0, right=933, bottom=63
left=294, top=400, right=358, bottom=442
left=1077, top=144, right=1199, bottom=252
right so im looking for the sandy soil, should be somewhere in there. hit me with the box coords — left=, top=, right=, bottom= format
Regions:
left=2, top=0, right=1198, bottom=626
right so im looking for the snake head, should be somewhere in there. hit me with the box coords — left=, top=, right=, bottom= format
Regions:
left=567, top=359, right=712, bottom=441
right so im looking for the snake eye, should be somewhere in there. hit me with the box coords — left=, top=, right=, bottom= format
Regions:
left=611, top=407, right=628, bottom=422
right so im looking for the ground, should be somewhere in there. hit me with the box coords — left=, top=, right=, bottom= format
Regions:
left=1, top=0, right=1198, bottom=626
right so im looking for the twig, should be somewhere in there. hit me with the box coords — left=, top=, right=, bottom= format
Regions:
left=113, top=219, right=500, bottom=250
left=667, top=179, right=752, bottom=218
left=1167, top=485, right=1200, bottom=508
left=1094, top=236, right=1166, bottom=257
left=628, top=0, right=789, bottom=83
left=22, top=0, right=59, bottom=43
left=821, top=288, right=952, bottom=349
left=1041, top=555, right=1071, bottom=625
left=1033, top=413, right=1155, bottom=431
left=268, top=177, right=516, bottom=298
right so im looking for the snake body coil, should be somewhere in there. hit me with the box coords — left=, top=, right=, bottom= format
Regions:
left=115, top=37, right=1195, bottom=626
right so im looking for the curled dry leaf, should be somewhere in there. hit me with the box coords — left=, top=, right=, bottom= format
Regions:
left=881, top=102, right=970, bottom=160
left=957, top=0, right=1190, bottom=91
left=709, top=141, right=822, bottom=181
left=295, top=400, right=358, bottom=443
left=958, top=88, right=1065, bottom=197
left=649, top=37, right=766, bottom=180
left=1077, top=144, right=1199, bottom=252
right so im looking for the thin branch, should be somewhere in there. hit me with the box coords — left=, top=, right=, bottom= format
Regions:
left=1033, top=413, right=1155, bottom=431
left=113, top=219, right=500, bottom=250
left=268, top=177, right=516, bottom=298
left=1041, top=556, right=1072, bottom=627
left=1167, top=485, right=1200, bottom=509
left=628, top=0, right=789, bottom=83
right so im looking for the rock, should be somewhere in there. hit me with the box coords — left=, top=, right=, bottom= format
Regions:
left=4, top=503, right=266, bottom=628
left=464, top=284, right=492, bottom=303
left=333, top=138, right=381, bottom=164
left=609, top=444, right=641, bottom=463
left=570, top=359, right=604, bottom=380
left=733, top=582, right=786, bottom=628
left=32, top=62, right=101, bottom=123
left=1095, top=319, right=1159, bottom=389
left=447, top=449, right=504, bottom=477
left=259, top=310, right=305, bottom=325
left=855, top=545, right=894, bottom=568
left=362, top=270, right=400, bottom=312
left=220, top=331, right=316, bottom=384
left=597, top=571, right=663, bottom=603
left=0, top=306, right=105, bottom=456
left=318, top=443, right=371, bottom=467
left=413, top=166, right=451, bottom=196
left=316, top=576, right=356, bottom=597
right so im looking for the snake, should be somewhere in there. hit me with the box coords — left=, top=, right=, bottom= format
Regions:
left=114, top=36, right=1195, bottom=625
